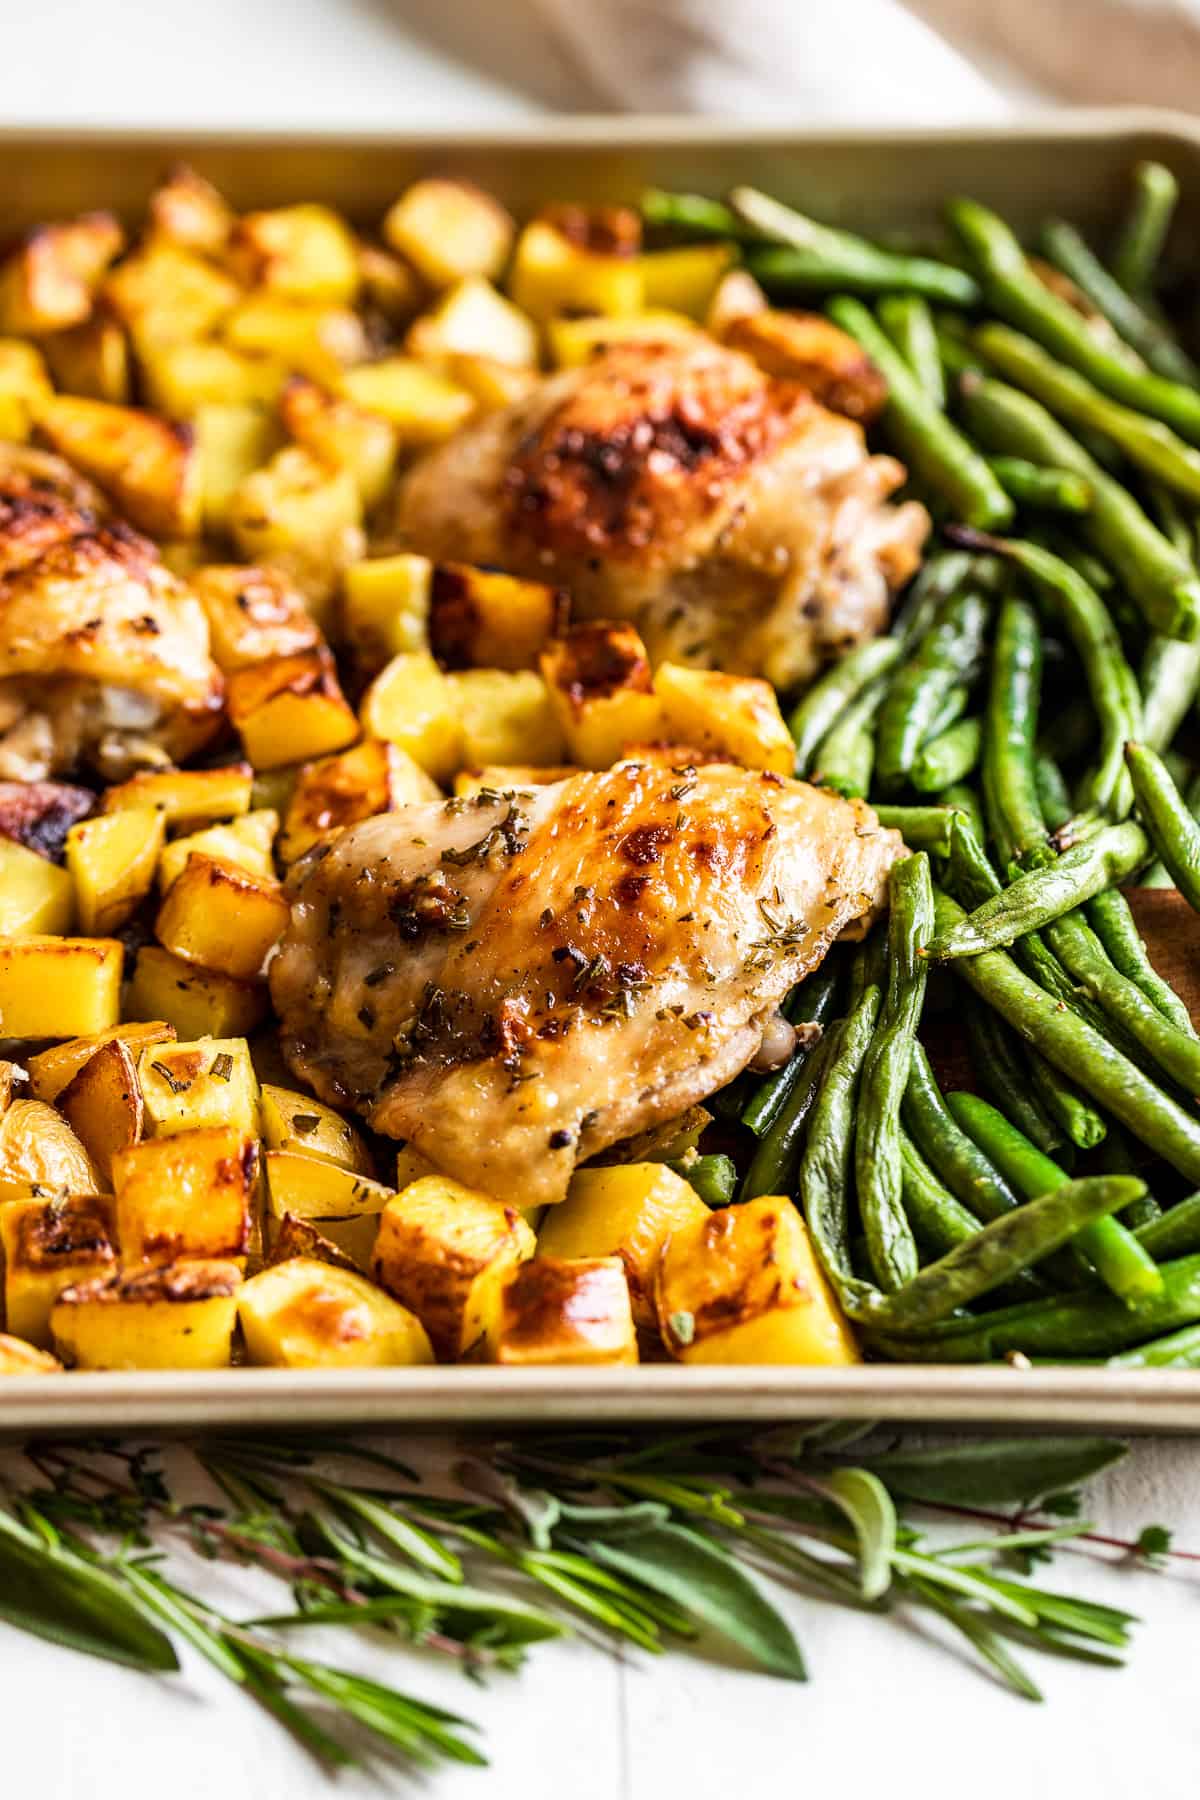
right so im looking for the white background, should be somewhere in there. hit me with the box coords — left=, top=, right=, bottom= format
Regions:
left=0, top=2, right=1197, bottom=1794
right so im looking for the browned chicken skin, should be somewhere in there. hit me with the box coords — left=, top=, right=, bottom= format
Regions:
left=395, top=338, right=928, bottom=689
left=271, top=761, right=902, bottom=1209
left=0, top=445, right=222, bottom=780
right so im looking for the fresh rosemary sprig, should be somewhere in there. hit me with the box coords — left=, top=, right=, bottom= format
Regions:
left=0, top=1426, right=1181, bottom=1772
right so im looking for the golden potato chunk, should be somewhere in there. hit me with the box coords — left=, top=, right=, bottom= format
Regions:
left=639, top=242, right=736, bottom=319
left=148, top=165, right=235, bottom=254
left=452, top=763, right=579, bottom=797
left=383, top=179, right=514, bottom=289
left=0, top=837, right=74, bottom=936
left=230, top=205, right=360, bottom=304
left=104, top=242, right=240, bottom=355
left=223, top=295, right=368, bottom=385
left=113, top=1127, right=258, bottom=1265
left=446, top=669, right=564, bottom=768
left=103, top=764, right=254, bottom=829
left=357, top=241, right=423, bottom=325
left=268, top=1210, right=361, bottom=1272
left=540, top=623, right=664, bottom=768
left=0, top=1099, right=100, bottom=1196
left=26, top=1022, right=175, bottom=1105
left=144, top=342, right=286, bottom=416
left=279, top=377, right=397, bottom=510
left=0, top=1334, right=61, bottom=1374
left=342, top=553, right=432, bottom=671
left=228, top=446, right=363, bottom=628
left=0, top=339, right=53, bottom=441
left=57, top=1037, right=143, bottom=1190
left=372, top=1175, right=536, bottom=1360
left=360, top=651, right=462, bottom=781
left=0, top=212, right=123, bottom=335
left=2, top=1195, right=116, bottom=1347
left=509, top=219, right=642, bottom=323
left=42, top=312, right=131, bottom=405
left=189, top=564, right=320, bottom=673
left=340, top=357, right=474, bottom=447
left=155, top=853, right=288, bottom=981
left=259, top=1084, right=371, bottom=1173
left=126, top=946, right=266, bottom=1040
left=656, top=1196, right=861, bottom=1365
left=137, top=1036, right=260, bottom=1139
left=37, top=395, right=201, bottom=538
left=446, top=353, right=538, bottom=412
left=726, top=311, right=888, bottom=424
left=490, top=1256, right=637, bottom=1365
left=238, top=1257, right=433, bottom=1368
left=429, top=564, right=567, bottom=672
left=406, top=276, right=536, bottom=368
left=545, top=309, right=700, bottom=370
left=538, top=1162, right=709, bottom=1328
left=652, top=663, right=795, bottom=775
left=278, top=739, right=438, bottom=864
left=0, top=937, right=123, bottom=1038
left=265, top=1150, right=394, bottom=1270
left=51, top=1259, right=242, bottom=1370
left=157, top=809, right=277, bottom=893
left=226, top=648, right=360, bottom=769
left=194, top=403, right=284, bottom=532
left=65, top=809, right=164, bottom=935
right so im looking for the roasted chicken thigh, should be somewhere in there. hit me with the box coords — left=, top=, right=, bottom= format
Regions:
left=395, top=337, right=928, bottom=689
left=271, top=760, right=902, bottom=1209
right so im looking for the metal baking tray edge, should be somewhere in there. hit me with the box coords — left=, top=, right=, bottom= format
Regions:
left=5, top=109, right=1200, bottom=1433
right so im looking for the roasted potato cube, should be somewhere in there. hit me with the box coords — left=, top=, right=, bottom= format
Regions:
left=226, top=648, right=360, bottom=769
left=223, top=295, right=368, bottom=385
left=155, top=852, right=288, bottom=981
left=265, top=1150, right=393, bottom=1269
left=509, top=220, right=643, bottom=322
left=546, top=309, right=700, bottom=369
left=446, top=669, right=564, bottom=768
left=193, top=403, right=285, bottom=532
left=2, top=1196, right=116, bottom=1347
left=228, top=446, right=363, bottom=629
left=372, top=1175, right=536, bottom=1360
left=0, top=778, right=94, bottom=862
left=230, top=205, right=360, bottom=304
left=705, top=268, right=768, bottom=341
left=268, top=1210, right=361, bottom=1272
left=726, top=311, right=888, bottom=423
left=638, top=243, right=736, bottom=319
left=0, top=838, right=74, bottom=936
left=239, top=1257, right=433, bottom=1368
left=190, top=564, right=319, bottom=673
left=260, top=1084, right=371, bottom=1173
left=490, top=1256, right=637, bottom=1365
left=102, top=764, right=253, bottom=828
left=26, top=1021, right=174, bottom=1105
left=0, top=1334, right=61, bottom=1374
left=360, top=651, right=463, bottom=781
left=278, top=739, right=437, bottom=863
left=57, top=1037, right=143, bottom=1190
left=37, top=396, right=200, bottom=538
left=0, top=1060, right=14, bottom=1114
left=0, top=212, right=123, bottom=335
left=0, top=1099, right=100, bottom=1196
left=51, top=1259, right=242, bottom=1370
left=446, top=353, right=539, bottom=412
left=279, top=377, right=397, bottom=509
left=112, top=1127, right=257, bottom=1265
left=540, top=623, right=664, bottom=768
left=40, top=311, right=131, bottom=405
left=104, top=242, right=240, bottom=355
left=383, top=179, right=513, bottom=289
left=0, top=339, right=53, bottom=442
left=126, top=945, right=266, bottom=1039
left=157, top=809, right=277, bottom=892
left=357, top=241, right=423, bottom=325
left=407, top=276, right=536, bottom=368
left=145, top=342, right=286, bottom=415
left=340, top=357, right=474, bottom=447
left=148, top=165, right=235, bottom=254
left=429, top=564, right=566, bottom=672
left=65, top=809, right=164, bottom=935
left=656, top=1196, right=861, bottom=1365
left=138, top=1036, right=259, bottom=1138
left=394, top=1142, right=441, bottom=1188
left=653, top=663, right=794, bottom=775
left=538, top=1162, right=709, bottom=1328
left=342, top=553, right=432, bottom=670
left=0, top=937, right=122, bottom=1038
left=453, top=763, right=579, bottom=797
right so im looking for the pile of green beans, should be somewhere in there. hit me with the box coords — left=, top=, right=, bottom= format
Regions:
left=646, top=160, right=1200, bottom=1367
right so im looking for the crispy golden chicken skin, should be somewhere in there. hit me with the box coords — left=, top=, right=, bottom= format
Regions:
left=0, top=445, right=222, bottom=779
left=271, top=761, right=902, bottom=1209
left=395, top=338, right=928, bottom=688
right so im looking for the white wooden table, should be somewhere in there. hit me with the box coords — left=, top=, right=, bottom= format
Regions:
left=2, top=3, right=1198, bottom=1790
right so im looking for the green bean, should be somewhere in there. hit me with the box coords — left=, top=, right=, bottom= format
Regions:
left=1026, top=1050, right=1108, bottom=1153
left=921, top=682, right=971, bottom=746
left=854, top=855, right=931, bottom=1290
left=879, top=293, right=946, bottom=406
left=911, top=715, right=983, bottom=793
left=934, top=888, right=1200, bottom=1186
left=958, top=373, right=1200, bottom=639
left=1092, top=1120, right=1161, bottom=1229
left=669, top=1154, right=737, bottom=1209
left=925, top=821, right=1149, bottom=959
left=939, top=782, right=985, bottom=839
left=897, top=1130, right=1014, bottom=1264
left=903, top=1041, right=1019, bottom=1221
left=1125, top=741, right=1200, bottom=910
left=827, top=297, right=1013, bottom=528
left=872, top=1175, right=1142, bottom=1332
left=888, top=548, right=974, bottom=649
left=1139, top=636, right=1200, bottom=755
left=936, top=319, right=985, bottom=380
left=1136, top=1192, right=1200, bottom=1261
left=1034, top=753, right=1074, bottom=832
left=962, top=993, right=1064, bottom=1158
left=808, top=678, right=885, bottom=799
left=741, top=965, right=841, bottom=1136
left=1044, top=911, right=1200, bottom=1097
left=1111, top=160, right=1179, bottom=295
left=739, top=1034, right=833, bottom=1203
left=985, top=455, right=1092, bottom=513
left=788, top=637, right=903, bottom=775
left=983, top=594, right=1048, bottom=866
left=1086, top=885, right=1197, bottom=1038
left=1108, top=1321, right=1200, bottom=1369
left=876, top=590, right=990, bottom=790
left=948, top=196, right=1200, bottom=449
left=976, top=323, right=1200, bottom=503
left=797, top=986, right=883, bottom=1307
left=868, top=1254, right=1200, bottom=1361
left=872, top=805, right=963, bottom=856
left=733, top=189, right=981, bottom=306
left=1039, top=217, right=1199, bottom=385
left=640, top=189, right=745, bottom=240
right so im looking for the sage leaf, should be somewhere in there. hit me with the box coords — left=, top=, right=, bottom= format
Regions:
left=861, top=1437, right=1126, bottom=1505
left=826, top=1468, right=896, bottom=1601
